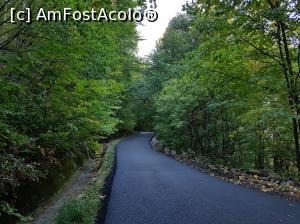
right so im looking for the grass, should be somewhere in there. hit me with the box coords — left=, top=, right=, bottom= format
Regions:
left=55, top=139, right=119, bottom=224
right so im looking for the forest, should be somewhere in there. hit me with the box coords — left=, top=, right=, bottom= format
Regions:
left=1, top=0, right=300, bottom=223
left=0, top=0, right=143, bottom=221
left=135, top=0, right=300, bottom=176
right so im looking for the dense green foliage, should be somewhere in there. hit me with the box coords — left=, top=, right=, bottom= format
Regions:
left=136, top=0, right=300, bottom=177
left=1, top=0, right=299, bottom=221
left=0, top=0, right=145, bottom=221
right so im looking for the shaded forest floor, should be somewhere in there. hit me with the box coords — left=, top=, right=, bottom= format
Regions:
left=31, top=159, right=97, bottom=224
left=151, top=138, right=300, bottom=201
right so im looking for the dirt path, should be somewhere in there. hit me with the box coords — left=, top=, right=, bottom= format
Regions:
left=32, top=159, right=97, bottom=224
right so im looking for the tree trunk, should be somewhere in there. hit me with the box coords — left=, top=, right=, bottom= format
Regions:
left=292, top=118, right=300, bottom=171
left=256, top=130, right=265, bottom=170
left=274, top=20, right=300, bottom=172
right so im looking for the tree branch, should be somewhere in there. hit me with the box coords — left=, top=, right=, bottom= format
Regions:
left=237, top=35, right=282, bottom=65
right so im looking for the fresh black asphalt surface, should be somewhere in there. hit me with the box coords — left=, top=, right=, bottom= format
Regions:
left=105, top=132, right=300, bottom=224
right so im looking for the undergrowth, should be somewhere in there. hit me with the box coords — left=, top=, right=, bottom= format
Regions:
left=55, top=140, right=119, bottom=224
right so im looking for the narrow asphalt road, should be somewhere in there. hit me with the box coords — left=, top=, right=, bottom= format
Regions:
left=105, top=133, right=300, bottom=224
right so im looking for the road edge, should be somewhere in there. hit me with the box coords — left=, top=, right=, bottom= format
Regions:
left=95, top=141, right=120, bottom=224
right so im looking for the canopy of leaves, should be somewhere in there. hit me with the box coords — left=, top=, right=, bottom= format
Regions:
left=0, top=0, right=143, bottom=221
left=136, top=1, right=300, bottom=180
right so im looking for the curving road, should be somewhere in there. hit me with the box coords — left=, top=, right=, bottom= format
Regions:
left=104, top=132, right=300, bottom=224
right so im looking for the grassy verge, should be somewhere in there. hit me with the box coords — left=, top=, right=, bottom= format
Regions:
left=55, top=139, right=120, bottom=224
